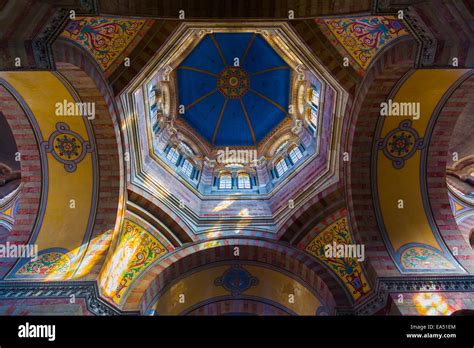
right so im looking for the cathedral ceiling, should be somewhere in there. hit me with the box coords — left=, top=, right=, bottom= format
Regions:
left=176, top=32, right=291, bottom=147
left=0, top=0, right=473, bottom=317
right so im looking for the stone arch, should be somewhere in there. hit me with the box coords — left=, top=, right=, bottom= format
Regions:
left=280, top=38, right=417, bottom=258
left=278, top=183, right=346, bottom=243
left=118, top=238, right=353, bottom=313
left=0, top=112, right=21, bottom=200
left=185, top=298, right=291, bottom=315
left=52, top=39, right=195, bottom=259
left=0, top=81, right=42, bottom=278
left=345, top=38, right=417, bottom=279
left=52, top=40, right=125, bottom=278
left=146, top=260, right=324, bottom=316
left=427, top=72, right=474, bottom=273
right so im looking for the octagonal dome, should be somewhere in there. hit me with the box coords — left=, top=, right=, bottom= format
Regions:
left=177, top=33, right=291, bottom=146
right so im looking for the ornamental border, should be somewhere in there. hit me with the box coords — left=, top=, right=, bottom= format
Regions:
left=341, top=276, right=474, bottom=316
left=0, top=281, right=136, bottom=316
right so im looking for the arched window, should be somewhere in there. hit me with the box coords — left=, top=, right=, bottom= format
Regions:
left=275, top=141, right=288, bottom=154
left=275, top=158, right=289, bottom=177
left=307, top=83, right=321, bottom=133
left=149, top=85, right=162, bottom=115
left=149, top=85, right=162, bottom=134
left=309, top=108, right=318, bottom=129
left=181, top=142, right=194, bottom=155
left=181, top=159, right=194, bottom=178
left=149, top=85, right=157, bottom=106
left=310, top=85, right=320, bottom=107
left=166, top=147, right=180, bottom=164
left=219, top=173, right=232, bottom=190
left=237, top=173, right=251, bottom=189
left=289, top=146, right=303, bottom=164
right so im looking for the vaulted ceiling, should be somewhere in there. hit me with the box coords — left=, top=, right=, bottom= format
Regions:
left=177, top=33, right=291, bottom=146
left=0, top=0, right=473, bottom=317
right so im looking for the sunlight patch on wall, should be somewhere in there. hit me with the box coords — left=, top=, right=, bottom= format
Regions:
left=99, top=219, right=169, bottom=305
left=414, top=293, right=454, bottom=316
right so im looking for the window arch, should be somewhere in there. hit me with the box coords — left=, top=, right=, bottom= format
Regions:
left=237, top=172, right=251, bottom=189
left=149, top=85, right=163, bottom=116
left=149, top=84, right=157, bottom=108
left=309, top=108, right=318, bottom=129
left=166, top=147, right=180, bottom=164
left=181, top=142, right=194, bottom=156
left=149, top=84, right=162, bottom=134
left=219, top=173, right=232, bottom=190
left=289, top=146, right=303, bottom=164
left=275, top=141, right=288, bottom=154
left=310, top=84, right=320, bottom=107
left=181, top=159, right=194, bottom=178
left=275, top=157, right=289, bottom=177
left=306, top=82, right=322, bottom=133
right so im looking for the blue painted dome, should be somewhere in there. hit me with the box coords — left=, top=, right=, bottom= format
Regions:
left=177, top=33, right=291, bottom=146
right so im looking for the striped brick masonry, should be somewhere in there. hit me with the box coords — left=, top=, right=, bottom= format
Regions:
left=427, top=73, right=474, bottom=274
left=0, top=85, right=42, bottom=279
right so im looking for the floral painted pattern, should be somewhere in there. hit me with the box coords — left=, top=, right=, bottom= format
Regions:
left=306, top=217, right=371, bottom=300
left=17, top=252, right=70, bottom=275
left=61, top=17, right=153, bottom=74
left=400, top=246, right=456, bottom=270
left=317, top=16, right=408, bottom=74
left=100, top=219, right=168, bottom=304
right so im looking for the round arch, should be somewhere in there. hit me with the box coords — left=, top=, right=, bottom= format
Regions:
left=344, top=38, right=417, bottom=279
left=53, top=39, right=195, bottom=253
left=116, top=238, right=353, bottom=312
left=0, top=81, right=41, bottom=278
left=427, top=72, right=474, bottom=272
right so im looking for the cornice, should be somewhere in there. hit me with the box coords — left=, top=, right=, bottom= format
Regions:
left=341, top=275, right=474, bottom=315
left=0, top=281, right=134, bottom=316
left=373, top=0, right=437, bottom=68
